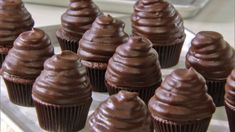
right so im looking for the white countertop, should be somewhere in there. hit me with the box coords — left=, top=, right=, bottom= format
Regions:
left=25, top=0, right=234, bottom=47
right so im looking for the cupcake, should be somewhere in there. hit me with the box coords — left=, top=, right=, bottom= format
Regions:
left=105, top=36, right=162, bottom=104
left=32, top=51, right=92, bottom=131
left=1, top=28, right=54, bottom=106
left=186, top=31, right=235, bottom=107
left=56, top=0, right=102, bottom=53
left=78, top=15, right=128, bottom=92
left=0, top=0, right=34, bottom=68
left=131, top=0, right=186, bottom=68
left=88, top=91, right=152, bottom=132
left=224, top=68, right=235, bottom=132
left=148, top=68, right=216, bottom=132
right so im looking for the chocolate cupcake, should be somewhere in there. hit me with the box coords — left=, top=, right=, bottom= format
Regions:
left=1, top=28, right=53, bottom=106
left=225, top=68, right=235, bottom=132
left=56, top=0, right=102, bottom=53
left=148, top=68, right=216, bottom=132
left=78, top=15, right=128, bottom=92
left=186, top=31, right=235, bottom=107
left=131, top=0, right=185, bottom=68
left=0, top=0, right=34, bottom=68
left=32, top=51, right=92, bottom=131
left=89, top=91, right=152, bottom=132
left=105, top=36, right=162, bottom=104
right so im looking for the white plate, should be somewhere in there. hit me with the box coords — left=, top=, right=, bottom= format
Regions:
left=0, top=18, right=229, bottom=132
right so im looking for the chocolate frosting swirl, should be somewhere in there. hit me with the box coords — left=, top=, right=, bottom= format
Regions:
left=131, top=0, right=185, bottom=45
left=186, top=31, right=235, bottom=80
left=78, top=15, right=128, bottom=63
left=0, top=0, right=34, bottom=49
left=2, top=28, right=54, bottom=81
left=105, top=36, right=162, bottom=88
left=89, top=91, right=152, bottom=132
left=59, top=0, right=102, bottom=40
left=32, top=51, right=92, bottom=105
left=225, top=68, right=235, bottom=106
left=148, top=68, right=216, bottom=122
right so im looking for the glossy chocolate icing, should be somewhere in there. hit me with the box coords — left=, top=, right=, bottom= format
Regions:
left=0, top=0, right=34, bottom=51
left=186, top=31, right=235, bottom=80
left=2, top=28, right=54, bottom=82
left=78, top=15, right=128, bottom=64
left=105, top=36, right=162, bottom=88
left=131, top=0, right=185, bottom=45
left=148, top=68, right=216, bottom=122
left=225, top=68, right=235, bottom=106
left=89, top=91, right=152, bottom=132
left=32, top=51, right=92, bottom=105
left=59, top=0, right=102, bottom=40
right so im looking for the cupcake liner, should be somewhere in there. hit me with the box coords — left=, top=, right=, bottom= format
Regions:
left=56, top=35, right=80, bottom=53
left=86, top=67, right=107, bottom=92
left=33, top=97, right=92, bottom=132
left=225, top=102, right=235, bottom=132
left=206, top=79, right=226, bottom=107
left=3, top=79, right=34, bottom=107
left=106, top=81, right=160, bottom=104
left=152, top=116, right=212, bottom=132
left=0, top=53, right=7, bottom=68
left=152, top=42, right=184, bottom=68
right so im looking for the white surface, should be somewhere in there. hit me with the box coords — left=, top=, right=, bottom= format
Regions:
left=0, top=28, right=229, bottom=132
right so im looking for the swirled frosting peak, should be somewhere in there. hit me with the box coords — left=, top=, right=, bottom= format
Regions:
left=131, top=0, right=185, bottom=45
left=78, top=15, right=128, bottom=63
left=225, top=68, right=235, bottom=106
left=0, top=0, right=34, bottom=49
left=105, top=36, right=162, bottom=88
left=2, top=28, right=54, bottom=81
left=88, top=91, right=152, bottom=132
left=186, top=31, right=235, bottom=80
left=148, top=68, right=216, bottom=121
left=59, top=0, right=102, bottom=40
left=32, top=51, right=92, bottom=105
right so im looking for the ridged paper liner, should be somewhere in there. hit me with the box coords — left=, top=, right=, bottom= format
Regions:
left=206, top=79, right=226, bottom=107
left=86, top=67, right=107, bottom=92
left=225, top=102, right=235, bottom=132
left=3, top=79, right=34, bottom=107
left=152, top=42, right=184, bottom=68
left=152, top=116, right=212, bottom=132
left=33, top=97, right=92, bottom=132
left=0, top=53, right=7, bottom=68
left=56, top=35, right=80, bottom=53
left=105, top=81, right=160, bottom=104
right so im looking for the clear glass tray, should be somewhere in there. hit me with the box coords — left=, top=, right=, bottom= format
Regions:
left=0, top=17, right=229, bottom=132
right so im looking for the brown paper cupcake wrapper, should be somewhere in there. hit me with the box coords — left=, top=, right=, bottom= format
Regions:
left=105, top=82, right=160, bottom=104
left=3, top=79, right=34, bottom=107
left=86, top=67, right=107, bottom=92
left=0, top=53, right=7, bottom=68
left=33, top=98, right=92, bottom=132
left=152, top=116, right=212, bottom=132
left=225, top=102, right=235, bottom=132
left=206, top=79, right=226, bottom=107
left=56, top=35, right=80, bottom=53
left=152, top=42, right=183, bottom=68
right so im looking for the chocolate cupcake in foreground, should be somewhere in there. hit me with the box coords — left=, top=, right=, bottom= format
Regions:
left=56, top=0, right=102, bottom=53
left=132, top=0, right=185, bottom=68
left=148, top=68, right=215, bottom=132
left=89, top=91, right=152, bottom=132
left=186, top=31, right=235, bottom=107
left=105, top=36, right=162, bottom=104
left=1, top=28, right=53, bottom=106
left=224, top=68, right=235, bottom=132
left=78, top=15, right=128, bottom=92
left=0, top=0, right=34, bottom=68
left=32, top=51, right=92, bottom=131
